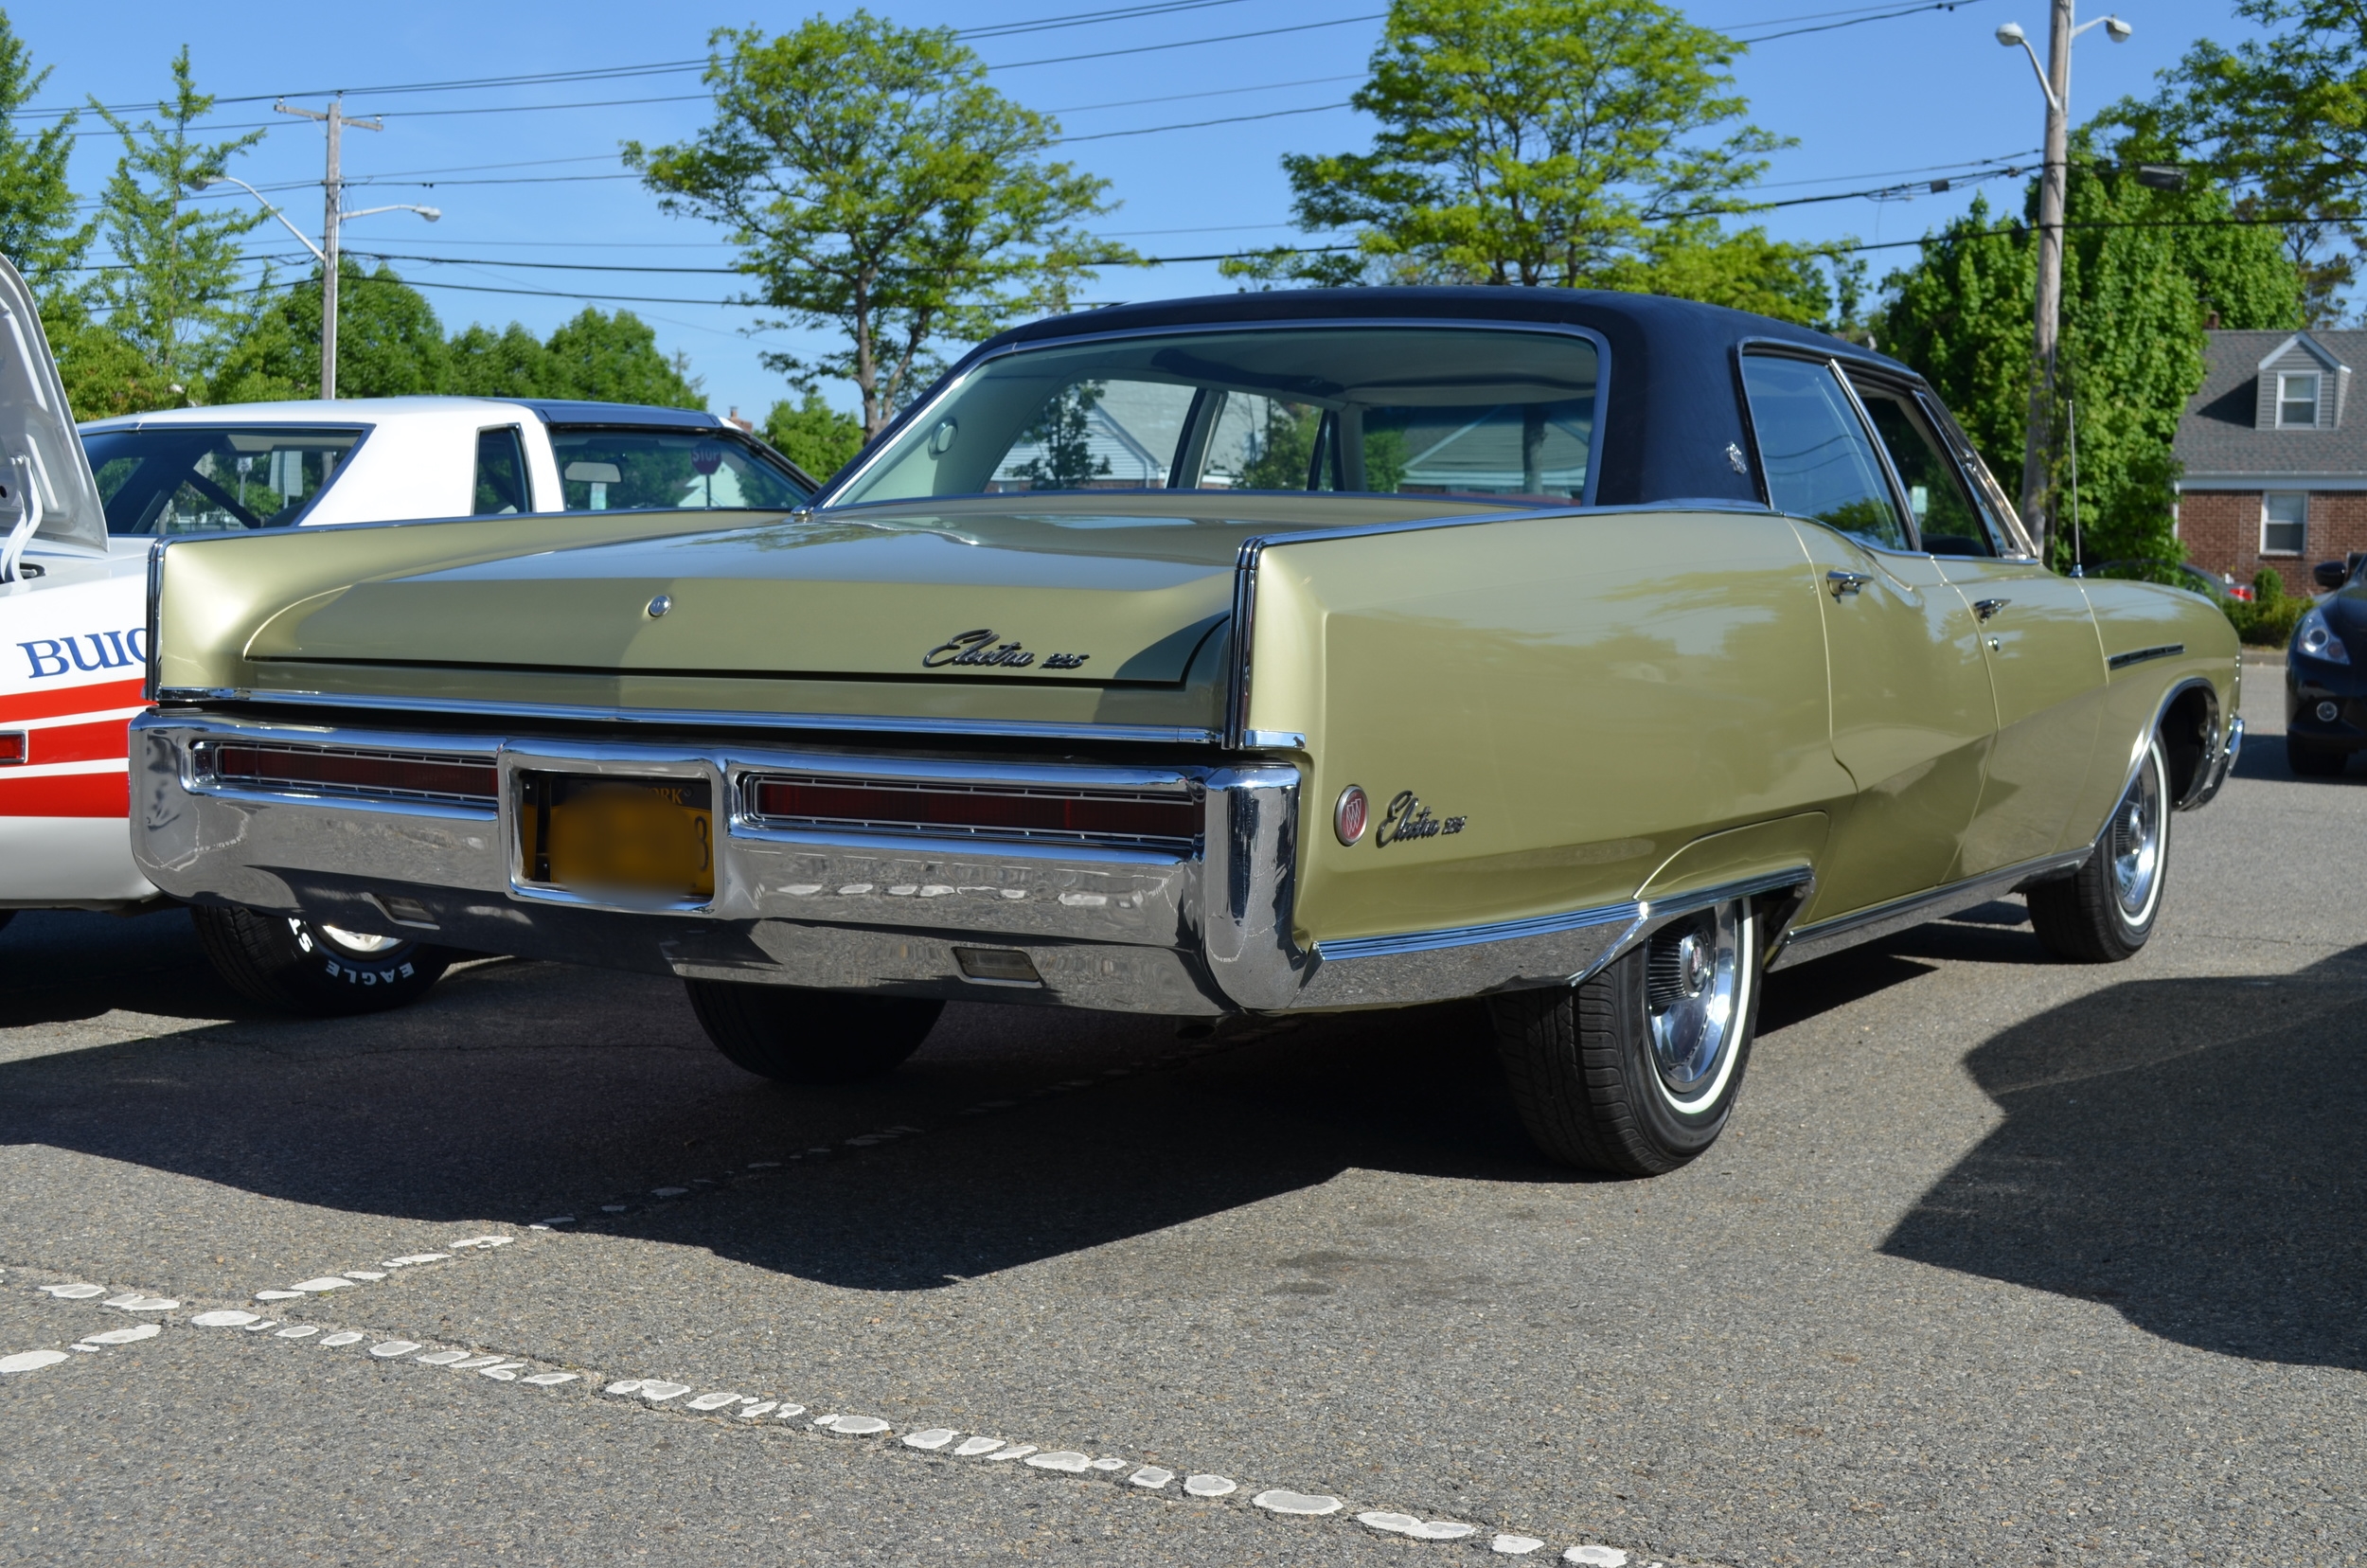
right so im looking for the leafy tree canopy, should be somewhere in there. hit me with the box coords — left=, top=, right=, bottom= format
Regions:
left=762, top=389, right=864, bottom=479
left=627, top=12, right=1126, bottom=435
left=0, top=9, right=92, bottom=299
left=87, top=47, right=265, bottom=396
left=2145, top=0, right=2367, bottom=320
left=215, top=259, right=452, bottom=401
left=1880, top=121, right=2303, bottom=568
left=1228, top=0, right=1834, bottom=323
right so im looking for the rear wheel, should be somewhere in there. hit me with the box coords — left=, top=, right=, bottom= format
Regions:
left=2287, top=739, right=2347, bottom=777
left=2029, top=733, right=2170, bottom=964
left=1488, top=900, right=1760, bottom=1175
left=191, top=904, right=452, bottom=1015
left=685, top=979, right=942, bottom=1085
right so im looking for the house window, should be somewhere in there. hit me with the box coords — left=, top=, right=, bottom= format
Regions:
left=2278, top=371, right=2322, bottom=428
left=2263, top=492, right=2308, bottom=556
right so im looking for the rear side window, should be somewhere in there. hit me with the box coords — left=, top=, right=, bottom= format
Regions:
left=547, top=427, right=811, bottom=513
left=472, top=427, right=531, bottom=516
left=1846, top=380, right=1998, bottom=557
left=81, top=426, right=364, bottom=535
left=1740, top=356, right=1906, bottom=551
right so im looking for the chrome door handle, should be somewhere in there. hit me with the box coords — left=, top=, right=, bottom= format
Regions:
left=1972, top=597, right=2010, bottom=621
left=1826, top=570, right=1869, bottom=598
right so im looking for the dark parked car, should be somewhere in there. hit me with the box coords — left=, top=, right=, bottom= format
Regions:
left=2287, top=569, right=2367, bottom=775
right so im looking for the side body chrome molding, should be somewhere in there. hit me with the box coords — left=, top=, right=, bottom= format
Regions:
left=1767, top=848, right=2091, bottom=971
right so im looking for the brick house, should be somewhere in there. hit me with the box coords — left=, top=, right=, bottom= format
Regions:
left=2175, top=329, right=2367, bottom=596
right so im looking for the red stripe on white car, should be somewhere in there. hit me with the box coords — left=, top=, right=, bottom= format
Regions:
left=9, top=715, right=139, bottom=767
left=0, top=770, right=128, bottom=819
left=0, top=677, right=149, bottom=725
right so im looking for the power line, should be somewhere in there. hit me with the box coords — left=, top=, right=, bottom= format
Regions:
left=1056, top=100, right=1352, bottom=142
left=1728, top=0, right=1987, bottom=45
left=961, top=0, right=1252, bottom=40
left=988, top=12, right=1385, bottom=69
left=1045, top=73, right=1362, bottom=115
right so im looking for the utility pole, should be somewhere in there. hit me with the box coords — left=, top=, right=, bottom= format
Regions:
left=276, top=98, right=383, bottom=401
left=2020, top=0, right=2073, bottom=561
left=1996, top=5, right=2131, bottom=562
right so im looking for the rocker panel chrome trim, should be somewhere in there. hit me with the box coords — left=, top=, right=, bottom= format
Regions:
left=1768, top=850, right=2091, bottom=971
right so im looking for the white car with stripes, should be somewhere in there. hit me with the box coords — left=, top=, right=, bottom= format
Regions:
left=0, top=258, right=818, bottom=1011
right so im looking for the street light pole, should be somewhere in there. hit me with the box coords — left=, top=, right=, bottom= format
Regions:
left=276, top=98, right=383, bottom=401
left=1996, top=6, right=2132, bottom=562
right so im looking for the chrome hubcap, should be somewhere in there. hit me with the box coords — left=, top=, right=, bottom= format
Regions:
left=2108, top=748, right=2165, bottom=921
left=1645, top=902, right=1747, bottom=1110
left=291, top=918, right=404, bottom=957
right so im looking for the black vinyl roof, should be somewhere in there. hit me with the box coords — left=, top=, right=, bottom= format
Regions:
left=963, top=287, right=1915, bottom=508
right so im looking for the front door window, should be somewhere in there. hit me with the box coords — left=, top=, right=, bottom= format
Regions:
left=1740, top=355, right=1907, bottom=550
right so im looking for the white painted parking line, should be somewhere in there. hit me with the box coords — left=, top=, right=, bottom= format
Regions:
left=10, top=1247, right=1659, bottom=1564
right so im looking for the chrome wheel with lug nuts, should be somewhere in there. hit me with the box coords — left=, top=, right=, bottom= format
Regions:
left=1489, top=899, right=1762, bottom=1176
left=189, top=904, right=454, bottom=1015
left=2029, top=732, right=2173, bottom=964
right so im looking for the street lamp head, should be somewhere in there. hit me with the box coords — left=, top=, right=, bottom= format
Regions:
left=417, top=206, right=442, bottom=223
left=2104, top=15, right=2133, bottom=41
left=1996, top=20, right=2026, bottom=45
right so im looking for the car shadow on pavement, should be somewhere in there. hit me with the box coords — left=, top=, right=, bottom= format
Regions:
left=1880, top=941, right=2367, bottom=1372
left=0, top=908, right=1596, bottom=1289
left=0, top=907, right=274, bottom=1026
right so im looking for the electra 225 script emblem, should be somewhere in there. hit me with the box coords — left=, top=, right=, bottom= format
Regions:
left=921, top=629, right=1090, bottom=671
left=1336, top=784, right=1468, bottom=846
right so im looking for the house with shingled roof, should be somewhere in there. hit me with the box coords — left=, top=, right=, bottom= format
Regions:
left=2175, top=329, right=2367, bottom=594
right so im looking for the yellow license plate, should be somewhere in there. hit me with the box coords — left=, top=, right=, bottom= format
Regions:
left=521, top=773, right=714, bottom=900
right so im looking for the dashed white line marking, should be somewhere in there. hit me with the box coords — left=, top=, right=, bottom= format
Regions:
left=415, top=1350, right=472, bottom=1365
left=290, top=1278, right=358, bottom=1292
left=1026, top=1452, right=1094, bottom=1472
left=1254, top=1489, right=1343, bottom=1516
left=771, top=1402, right=806, bottom=1418
left=521, top=1372, right=578, bottom=1386
left=1129, top=1467, right=1174, bottom=1488
left=1493, top=1536, right=1546, bottom=1556
left=953, top=1437, right=1006, bottom=1457
left=0, top=1350, right=69, bottom=1373
left=740, top=1400, right=780, bottom=1419
left=318, top=1332, right=365, bottom=1347
left=903, top=1428, right=958, bottom=1450
left=986, top=1444, right=1039, bottom=1463
left=191, top=1310, right=259, bottom=1327
left=74, top=1324, right=162, bottom=1348
left=367, top=1341, right=422, bottom=1358
left=276, top=1326, right=319, bottom=1339
left=254, top=1291, right=302, bottom=1302
left=829, top=1417, right=890, bottom=1436
left=685, top=1392, right=743, bottom=1411
left=1564, top=1548, right=1628, bottom=1566
left=1184, top=1474, right=1237, bottom=1497
left=37, top=1285, right=103, bottom=1300
left=639, top=1381, right=692, bottom=1401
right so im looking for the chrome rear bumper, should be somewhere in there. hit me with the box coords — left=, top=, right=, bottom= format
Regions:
left=132, top=711, right=1799, bottom=1016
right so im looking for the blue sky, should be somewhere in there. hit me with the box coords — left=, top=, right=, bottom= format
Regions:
left=22, top=0, right=2258, bottom=420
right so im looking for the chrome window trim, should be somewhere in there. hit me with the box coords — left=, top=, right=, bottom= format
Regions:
left=84, top=419, right=377, bottom=538
left=812, top=316, right=1613, bottom=513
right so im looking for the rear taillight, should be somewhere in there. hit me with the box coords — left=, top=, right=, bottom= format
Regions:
left=207, top=742, right=498, bottom=806
left=747, top=775, right=1200, bottom=847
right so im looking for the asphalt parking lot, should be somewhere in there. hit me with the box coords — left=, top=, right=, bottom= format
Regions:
left=2, top=679, right=2358, bottom=1566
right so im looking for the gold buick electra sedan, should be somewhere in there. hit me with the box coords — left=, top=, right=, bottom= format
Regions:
left=129, top=288, right=2241, bottom=1175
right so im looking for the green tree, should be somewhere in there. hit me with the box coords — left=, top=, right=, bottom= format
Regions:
left=542, top=308, right=704, bottom=407
left=762, top=389, right=864, bottom=477
left=2147, top=0, right=2367, bottom=320
left=1230, top=0, right=1809, bottom=304
left=214, top=260, right=451, bottom=401
left=1880, top=131, right=2302, bottom=567
left=627, top=12, right=1124, bottom=435
left=447, top=321, right=555, bottom=398
left=87, top=47, right=266, bottom=401
left=0, top=10, right=93, bottom=299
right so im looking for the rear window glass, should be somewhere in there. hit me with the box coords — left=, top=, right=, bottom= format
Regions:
left=81, top=426, right=364, bottom=535
left=830, top=327, right=1601, bottom=507
left=547, top=428, right=812, bottom=513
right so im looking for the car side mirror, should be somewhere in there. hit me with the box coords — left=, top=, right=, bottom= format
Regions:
left=2314, top=560, right=2349, bottom=591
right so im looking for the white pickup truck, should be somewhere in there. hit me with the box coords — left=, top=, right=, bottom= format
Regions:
left=0, top=259, right=818, bottom=1011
